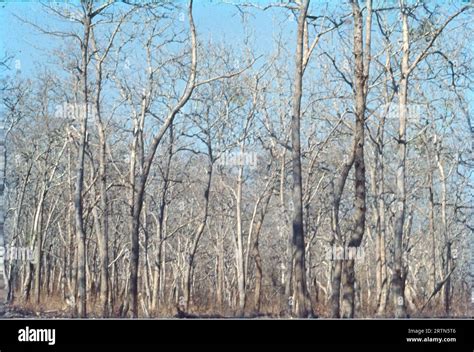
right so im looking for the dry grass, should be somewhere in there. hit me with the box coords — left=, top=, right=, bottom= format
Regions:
left=6, top=290, right=472, bottom=319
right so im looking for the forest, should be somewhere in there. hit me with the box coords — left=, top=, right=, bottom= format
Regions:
left=0, top=0, right=472, bottom=319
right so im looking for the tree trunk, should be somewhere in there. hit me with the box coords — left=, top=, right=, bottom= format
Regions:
left=290, top=0, right=311, bottom=318
left=341, top=0, right=371, bottom=318
left=0, top=120, right=5, bottom=304
left=391, top=9, right=409, bottom=318
left=235, top=160, right=246, bottom=316
left=250, top=182, right=273, bottom=313
left=436, top=145, right=451, bottom=316
left=128, top=1, right=197, bottom=317
left=75, top=11, right=92, bottom=318
left=184, top=164, right=212, bottom=311
left=33, top=187, right=46, bottom=305
left=91, top=35, right=110, bottom=316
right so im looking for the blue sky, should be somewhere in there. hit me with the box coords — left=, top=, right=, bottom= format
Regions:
left=2, top=0, right=471, bottom=77
left=0, top=1, right=285, bottom=77
left=0, top=0, right=472, bottom=119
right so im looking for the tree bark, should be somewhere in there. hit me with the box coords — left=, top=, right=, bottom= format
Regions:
left=341, top=0, right=370, bottom=318
left=0, top=120, right=6, bottom=304
left=392, top=8, right=409, bottom=318
left=290, top=0, right=311, bottom=318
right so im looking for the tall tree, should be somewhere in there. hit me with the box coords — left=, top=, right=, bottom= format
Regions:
left=127, top=0, right=198, bottom=318
left=290, top=0, right=311, bottom=318
left=0, top=116, right=5, bottom=305
left=340, top=0, right=372, bottom=318
left=391, top=1, right=469, bottom=318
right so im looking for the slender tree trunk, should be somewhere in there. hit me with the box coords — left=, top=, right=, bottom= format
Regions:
left=235, top=161, right=246, bottom=316
left=91, top=42, right=110, bottom=316
left=216, top=225, right=225, bottom=310
left=375, top=146, right=388, bottom=316
left=33, top=187, right=46, bottom=305
left=97, top=138, right=109, bottom=317
left=436, top=146, right=451, bottom=316
left=8, top=161, right=32, bottom=303
left=341, top=0, right=371, bottom=318
left=75, top=12, right=92, bottom=318
left=330, top=259, right=342, bottom=318
left=128, top=1, right=197, bottom=317
left=290, top=0, right=311, bottom=318
left=0, top=120, right=5, bottom=304
left=151, top=127, right=173, bottom=312
left=428, top=172, right=437, bottom=298
left=392, top=9, right=409, bottom=318
left=184, top=164, right=212, bottom=311
left=329, top=146, right=355, bottom=317
left=250, top=183, right=273, bottom=313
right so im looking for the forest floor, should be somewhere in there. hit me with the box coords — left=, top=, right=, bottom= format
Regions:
left=0, top=305, right=71, bottom=319
left=0, top=303, right=471, bottom=319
